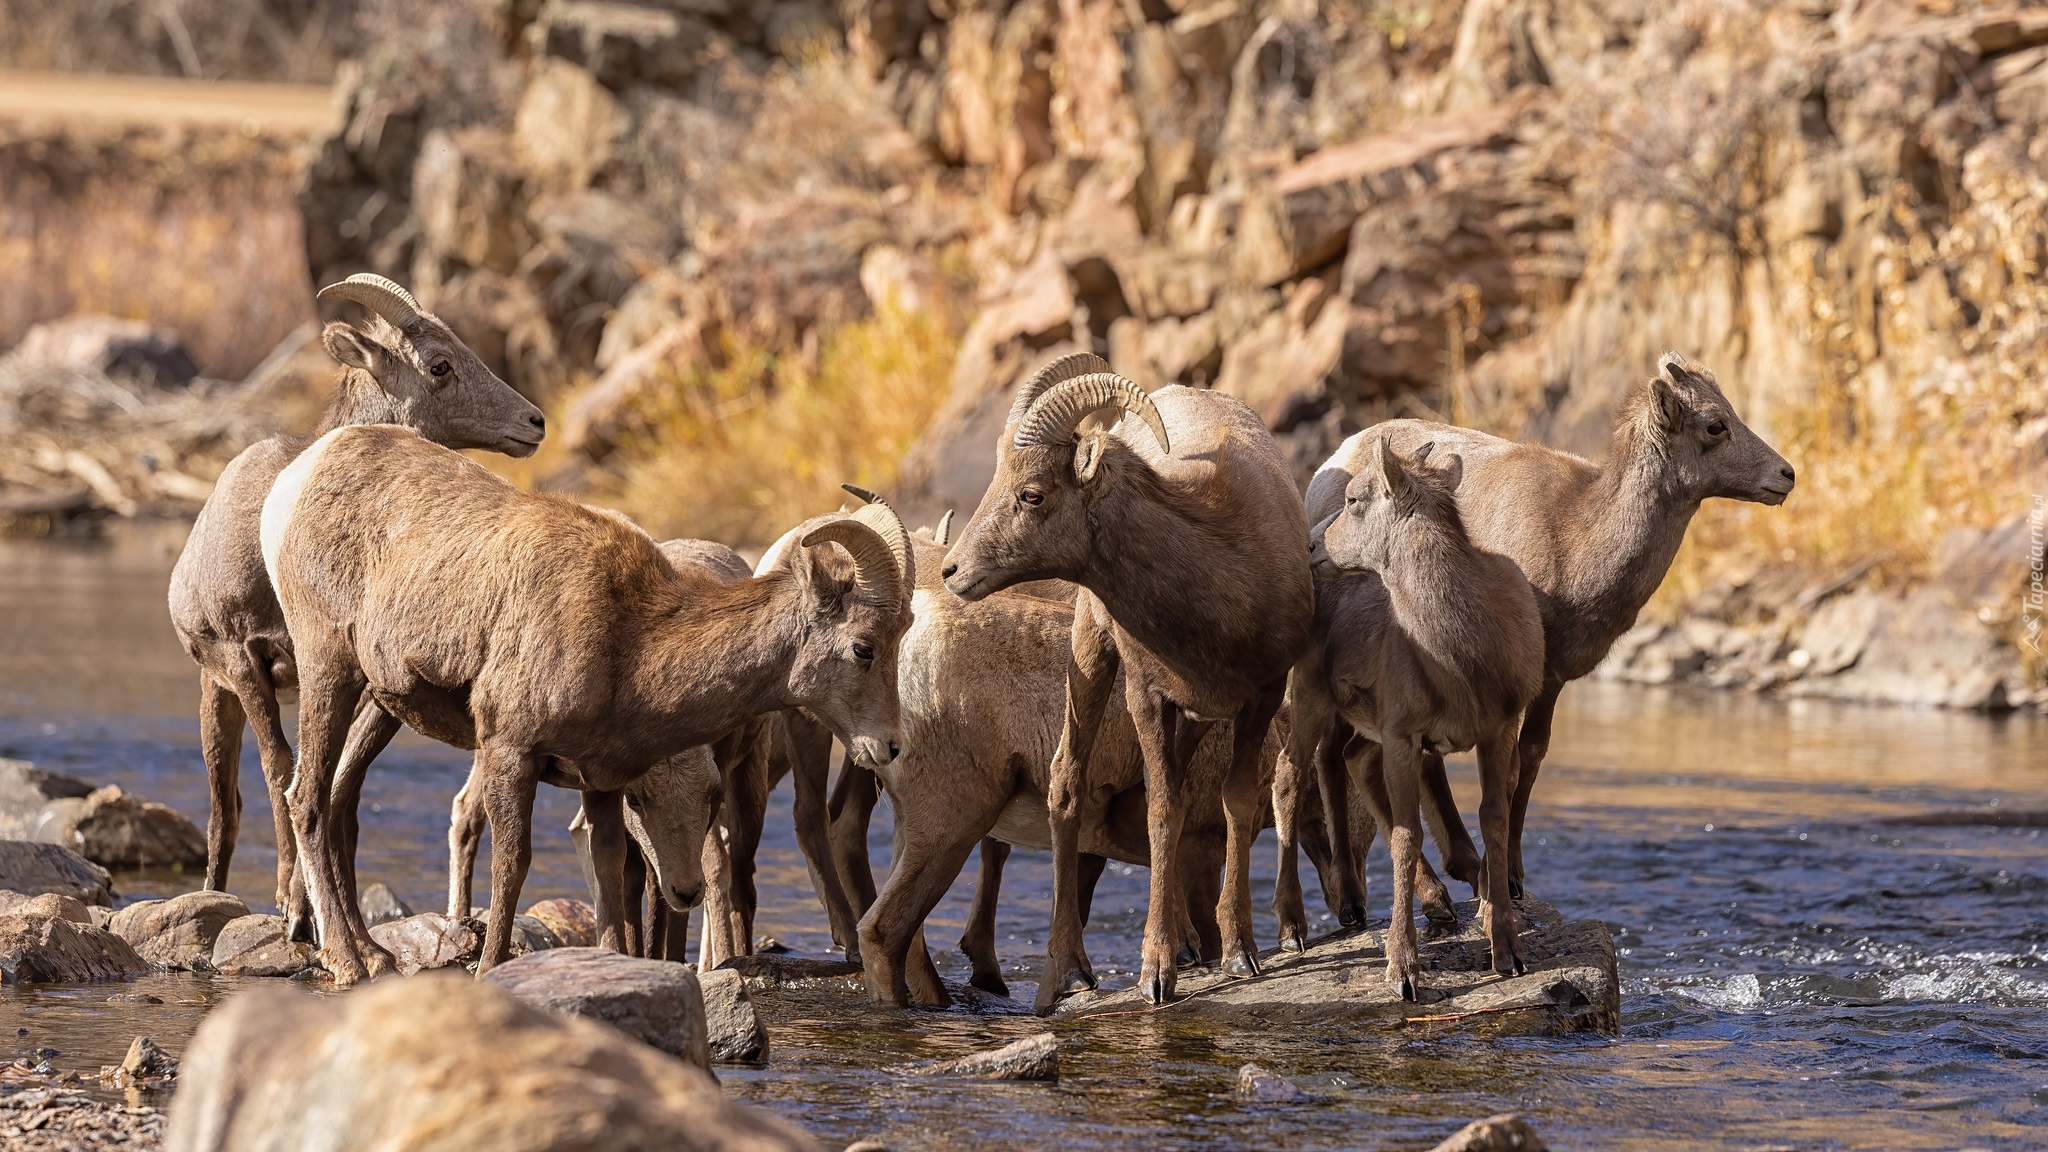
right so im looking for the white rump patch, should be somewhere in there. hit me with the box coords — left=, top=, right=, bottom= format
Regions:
left=260, top=426, right=351, bottom=596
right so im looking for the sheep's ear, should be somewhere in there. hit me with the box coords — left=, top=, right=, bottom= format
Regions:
left=796, top=543, right=849, bottom=609
left=322, top=322, right=387, bottom=375
left=1437, top=451, right=1464, bottom=492
left=1649, top=374, right=1687, bottom=434
left=1073, top=430, right=1107, bottom=484
left=1373, top=437, right=1410, bottom=506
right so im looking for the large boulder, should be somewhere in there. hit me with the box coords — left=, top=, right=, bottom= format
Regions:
left=163, top=974, right=821, bottom=1151
left=0, top=909, right=150, bottom=983
left=63, top=785, right=208, bottom=870
left=0, top=841, right=114, bottom=906
left=109, top=890, right=249, bottom=970
left=0, top=890, right=93, bottom=923
left=522, top=897, right=600, bottom=947
left=484, top=947, right=712, bottom=1070
left=368, top=912, right=482, bottom=975
left=210, top=914, right=313, bottom=978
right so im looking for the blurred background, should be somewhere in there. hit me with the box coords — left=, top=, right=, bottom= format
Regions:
left=0, top=0, right=2042, bottom=709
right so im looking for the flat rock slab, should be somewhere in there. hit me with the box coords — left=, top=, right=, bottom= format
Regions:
left=211, top=914, right=313, bottom=977
left=369, top=912, right=481, bottom=975
left=0, top=841, right=113, bottom=906
left=914, top=1033, right=1058, bottom=1081
left=715, top=953, right=863, bottom=990
left=484, top=947, right=711, bottom=1070
left=1055, top=899, right=1618, bottom=1036
left=0, top=911, right=150, bottom=983
left=109, top=890, right=248, bottom=971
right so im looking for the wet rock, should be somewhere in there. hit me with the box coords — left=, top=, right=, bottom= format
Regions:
left=697, top=968, right=770, bottom=1064
left=522, top=897, right=600, bottom=947
left=716, top=952, right=864, bottom=990
left=1058, top=899, right=1618, bottom=1036
left=10, top=313, right=200, bottom=388
left=0, top=890, right=92, bottom=923
left=1428, top=1113, right=1548, bottom=1152
left=109, top=890, right=248, bottom=971
left=0, top=841, right=114, bottom=906
left=210, top=914, right=313, bottom=978
left=1235, top=1063, right=1317, bottom=1104
left=163, top=975, right=820, bottom=1151
left=367, top=912, right=481, bottom=975
left=0, top=759, right=94, bottom=838
left=510, top=913, right=563, bottom=955
left=0, top=910, right=149, bottom=983
left=58, top=785, right=208, bottom=870
left=917, top=1033, right=1058, bottom=1082
left=357, top=881, right=413, bottom=928
left=120, top=1035, right=179, bottom=1080
left=483, top=947, right=711, bottom=1070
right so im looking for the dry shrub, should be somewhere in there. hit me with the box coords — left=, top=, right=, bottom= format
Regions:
left=0, top=0, right=362, bottom=83
left=595, top=291, right=966, bottom=545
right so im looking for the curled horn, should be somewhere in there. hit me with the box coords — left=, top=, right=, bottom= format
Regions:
left=1014, top=371, right=1170, bottom=455
left=932, top=508, right=954, bottom=546
left=834, top=483, right=916, bottom=604
left=1006, top=352, right=1111, bottom=428
left=803, top=518, right=907, bottom=611
left=318, top=273, right=424, bottom=331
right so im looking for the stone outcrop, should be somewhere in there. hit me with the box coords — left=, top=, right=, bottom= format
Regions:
left=163, top=974, right=822, bottom=1151
left=0, top=907, right=150, bottom=983
left=0, top=840, right=114, bottom=906
left=0, top=760, right=208, bottom=869
left=483, top=947, right=713, bottom=1070
left=108, top=890, right=249, bottom=970
left=1056, top=899, right=1617, bottom=1036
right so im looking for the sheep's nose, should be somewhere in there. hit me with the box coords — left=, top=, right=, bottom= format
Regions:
left=671, top=885, right=703, bottom=909
left=941, top=562, right=957, bottom=580
left=1780, top=464, right=1795, bottom=482
left=529, top=412, right=547, bottom=433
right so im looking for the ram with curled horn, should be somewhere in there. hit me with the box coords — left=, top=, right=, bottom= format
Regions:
left=942, top=358, right=1315, bottom=1013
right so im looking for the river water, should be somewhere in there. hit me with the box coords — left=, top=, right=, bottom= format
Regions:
left=3, top=524, right=2046, bottom=1149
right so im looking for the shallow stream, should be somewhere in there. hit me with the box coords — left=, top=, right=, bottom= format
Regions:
left=4, top=525, right=2046, bottom=1149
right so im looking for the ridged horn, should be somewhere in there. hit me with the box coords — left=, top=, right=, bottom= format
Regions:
left=932, top=508, right=954, bottom=546
left=1006, top=352, right=1111, bottom=428
left=1013, top=371, right=1170, bottom=455
left=846, top=487, right=915, bottom=598
left=318, top=273, right=424, bottom=331
left=803, top=517, right=907, bottom=612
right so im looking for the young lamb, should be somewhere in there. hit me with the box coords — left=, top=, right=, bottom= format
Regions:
left=1287, top=440, right=1545, bottom=994
left=1304, top=352, right=1794, bottom=898
left=167, top=274, right=544, bottom=935
left=943, top=354, right=1315, bottom=1010
left=260, top=425, right=912, bottom=983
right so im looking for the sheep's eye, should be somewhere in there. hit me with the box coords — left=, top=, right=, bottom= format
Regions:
left=430, top=360, right=453, bottom=378
left=625, top=793, right=643, bottom=809
left=852, top=640, right=876, bottom=662
left=1018, top=488, right=1044, bottom=507
left=1706, top=419, right=1728, bottom=437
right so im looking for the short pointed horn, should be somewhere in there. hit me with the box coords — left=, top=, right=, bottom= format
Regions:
left=932, top=508, right=954, bottom=546
left=1006, top=352, right=1111, bottom=428
left=802, top=518, right=906, bottom=611
left=1014, top=371, right=1170, bottom=456
left=318, top=273, right=424, bottom=331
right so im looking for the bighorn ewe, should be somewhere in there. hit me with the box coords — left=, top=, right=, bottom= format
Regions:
left=1303, top=353, right=1793, bottom=898
left=943, top=354, right=1315, bottom=1009
left=259, top=426, right=912, bottom=983
left=1280, top=441, right=1545, bottom=995
left=167, top=274, right=544, bottom=932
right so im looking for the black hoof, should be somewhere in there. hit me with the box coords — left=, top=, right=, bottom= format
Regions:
left=287, top=914, right=317, bottom=945
left=1176, top=943, right=1201, bottom=969
left=970, top=973, right=1010, bottom=998
left=1338, top=903, right=1367, bottom=929
left=1061, top=967, right=1097, bottom=995
left=1280, top=931, right=1307, bottom=954
left=1142, top=974, right=1175, bottom=1005
left=1507, top=877, right=1524, bottom=900
left=1400, top=976, right=1417, bottom=1002
left=1422, top=899, right=1459, bottom=926
left=1514, top=956, right=1528, bottom=977
left=1224, top=952, right=1260, bottom=978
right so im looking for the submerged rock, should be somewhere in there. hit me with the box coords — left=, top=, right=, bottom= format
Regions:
left=109, top=890, right=248, bottom=970
left=210, top=914, right=313, bottom=977
left=120, top=1035, right=179, bottom=1080
left=1428, top=1113, right=1548, bottom=1152
left=917, top=1033, right=1058, bottom=1082
left=162, top=974, right=820, bottom=1151
left=484, top=947, right=711, bottom=1070
left=715, top=952, right=863, bottom=990
left=697, top=968, right=770, bottom=1064
left=0, top=909, right=149, bottom=983
left=367, top=912, right=480, bottom=975
left=1235, top=1063, right=1317, bottom=1105
left=1056, top=899, right=1618, bottom=1036
left=0, top=841, right=114, bottom=905
left=358, top=882, right=414, bottom=928
left=522, top=897, right=599, bottom=947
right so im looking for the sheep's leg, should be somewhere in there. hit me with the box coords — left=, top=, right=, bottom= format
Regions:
left=476, top=748, right=541, bottom=975
left=1320, top=721, right=1371, bottom=927
left=787, top=723, right=862, bottom=962
left=1478, top=732, right=1526, bottom=976
left=230, top=650, right=306, bottom=935
left=1035, top=598, right=1120, bottom=1015
left=720, top=723, right=777, bottom=958
left=198, top=675, right=245, bottom=893
left=582, top=788, right=631, bottom=954
left=697, top=824, right=737, bottom=971
left=1419, top=746, right=1483, bottom=895
left=1507, top=679, right=1562, bottom=897
left=1076, top=852, right=1108, bottom=927
left=1376, top=735, right=1425, bottom=1000
left=1130, top=689, right=1194, bottom=1006
left=1272, top=662, right=1334, bottom=952
left=828, top=756, right=880, bottom=919
left=1177, top=836, right=1223, bottom=964
left=329, top=696, right=400, bottom=919
left=622, top=836, right=648, bottom=957
left=1219, top=682, right=1282, bottom=978
left=859, top=817, right=978, bottom=1008
left=446, top=763, right=487, bottom=917
left=960, top=838, right=1010, bottom=996
left=283, top=657, right=387, bottom=985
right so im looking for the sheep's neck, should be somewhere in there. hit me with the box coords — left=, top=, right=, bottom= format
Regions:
left=629, top=575, right=800, bottom=746
left=310, top=368, right=400, bottom=435
left=1566, top=430, right=1698, bottom=634
left=1380, top=520, right=1498, bottom=675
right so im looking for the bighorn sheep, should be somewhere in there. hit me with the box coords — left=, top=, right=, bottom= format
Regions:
left=943, top=354, right=1315, bottom=1009
left=259, top=425, right=912, bottom=983
left=1303, top=353, right=1793, bottom=899
left=167, top=274, right=544, bottom=932
left=1279, top=441, right=1544, bottom=995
